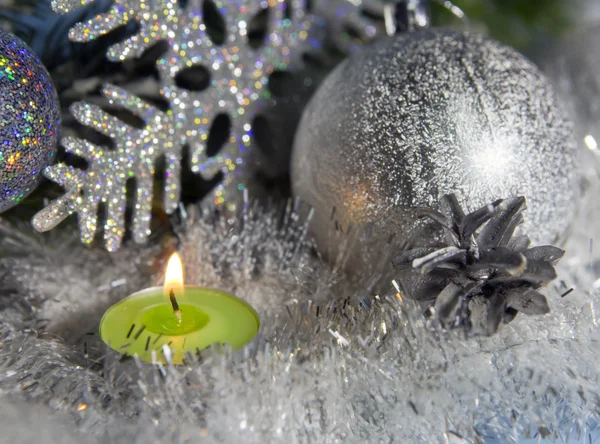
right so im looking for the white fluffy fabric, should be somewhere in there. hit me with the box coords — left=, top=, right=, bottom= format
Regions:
left=0, top=186, right=599, bottom=443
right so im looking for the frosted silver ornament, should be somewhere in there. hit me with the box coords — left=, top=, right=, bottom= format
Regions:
left=292, top=28, right=579, bottom=266
left=0, top=29, right=60, bottom=213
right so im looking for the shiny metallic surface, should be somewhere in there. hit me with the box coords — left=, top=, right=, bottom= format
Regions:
left=292, top=29, right=579, bottom=262
left=389, top=0, right=430, bottom=34
left=533, top=26, right=600, bottom=156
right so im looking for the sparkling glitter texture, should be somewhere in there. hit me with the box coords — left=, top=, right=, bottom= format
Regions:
left=36, top=0, right=312, bottom=250
left=32, top=86, right=180, bottom=251
left=0, top=29, right=60, bottom=213
left=292, top=29, right=580, bottom=266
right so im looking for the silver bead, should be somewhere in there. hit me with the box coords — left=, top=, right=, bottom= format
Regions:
left=292, top=29, right=580, bottom=265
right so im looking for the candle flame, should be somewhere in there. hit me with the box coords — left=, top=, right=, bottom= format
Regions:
left=165, top=252, right=184, bottom=300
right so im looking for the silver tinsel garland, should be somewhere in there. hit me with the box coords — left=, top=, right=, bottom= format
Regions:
left=1, top=179, right=600, bottom=441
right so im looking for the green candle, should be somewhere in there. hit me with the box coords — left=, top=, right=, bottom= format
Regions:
left=99, top=254, right=259, bottom=364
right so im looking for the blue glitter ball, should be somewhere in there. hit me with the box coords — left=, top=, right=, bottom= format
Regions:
left=0, top=28, right=60, bottom=212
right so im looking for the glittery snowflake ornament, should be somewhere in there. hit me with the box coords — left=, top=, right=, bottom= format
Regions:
left=33, top=0, right=313, bottom=250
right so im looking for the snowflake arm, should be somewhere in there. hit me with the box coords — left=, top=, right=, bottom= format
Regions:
left=32, top=163, right=85, bottom=233
left=51, top=0, right=98, bottom=14
left=58, top=0, right=179, bottom=61
left=107, top=0, right=181, bottom=61
left=33, top=85, right=183, bottom=251
left=100, top=86, right=185, bottom=243
left=68, top=5, right=132, bottom=43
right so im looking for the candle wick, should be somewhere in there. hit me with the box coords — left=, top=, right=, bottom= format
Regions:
left=169, top=288, right=182, bottom=322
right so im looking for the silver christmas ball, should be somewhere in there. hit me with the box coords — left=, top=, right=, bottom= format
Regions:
left=0, top=29, right=60, bottom=212
left=292, top=29, right=579, bottom=265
